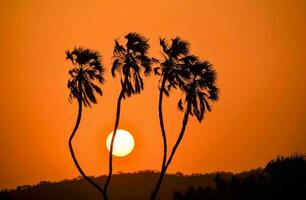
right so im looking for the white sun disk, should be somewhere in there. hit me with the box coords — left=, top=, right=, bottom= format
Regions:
left=106, top=129, right=134, bottom=157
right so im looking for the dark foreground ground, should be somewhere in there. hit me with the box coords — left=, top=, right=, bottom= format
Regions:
left=1, top=153, right=305, bottom=200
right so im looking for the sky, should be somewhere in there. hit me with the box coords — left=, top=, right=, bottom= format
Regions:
left=0, top=0, right=305, bottom=189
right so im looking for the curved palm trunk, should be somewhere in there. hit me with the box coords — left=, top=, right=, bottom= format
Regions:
left=150, top=102, right=191, bottom=200
left=103, top=88, right=125, bottom=200
left=69, top=98, right=106, bottom=199
left=159, top=76, right=168, bottom=169
left=164, top=102, right=190, bottom=170
left=150, top=75, right=168, bottom=200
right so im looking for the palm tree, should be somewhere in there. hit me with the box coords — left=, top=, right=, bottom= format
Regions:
left=66, top=47, right=106, bottom=199
left=103, top=32, right=156, bottom=200
left=151, top=37, right=192, bottom=199
left=165, top=58, right=219, bottom=170
left=151, top=39, right=219, bottom=199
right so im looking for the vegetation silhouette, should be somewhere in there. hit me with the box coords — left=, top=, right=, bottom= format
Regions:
left=0, top=190, right=11, bottom=200
left=173, top=153, right=306, bottom=200
left=2, top=153, right=305, bottom=200
left=151, top=37, right=219, bottom=200
left=264, top=152, right=306, bottom=199
left=66, top=47, right=106, bottom=199
left=103, top=32, right=157, bottom=200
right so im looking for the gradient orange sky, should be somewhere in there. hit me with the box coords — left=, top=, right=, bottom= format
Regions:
left=0, top=0, right=305, bottom=189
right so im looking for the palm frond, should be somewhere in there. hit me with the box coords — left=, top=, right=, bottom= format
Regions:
left=170, top=37, right=190, bottom=58
left=177, top=99, right=184, bottom=111
left=112, top=32, right=154, bottom=97
left=84, top=82, right=96, bottom=104
left=114, top=39, right=126, bottom=56
left=112, top=59, right=122, bottom=77
left=65, top=50, right=75, bottom=64
left=90, top=82, right=103, bottom=96
left=178, top=55, right=219, bottom=122
left=125, top=32, right=149, bottom=55
left=66, top=47, right=105, bottom=107
left=208, top=86, right=219, bottom=101
left=160, top=38, right=169, bottom=54
left=154, top=67, right=161, bottom=75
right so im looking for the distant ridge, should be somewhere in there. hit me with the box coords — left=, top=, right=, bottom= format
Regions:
left=1, top=153, right=305, bottom=200
left=0, top=170, right=217, bottom=200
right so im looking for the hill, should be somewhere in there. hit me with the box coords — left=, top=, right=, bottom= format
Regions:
left=0, top=170, right=218, bottom=200
left=1, top=153, right=306, bottom=200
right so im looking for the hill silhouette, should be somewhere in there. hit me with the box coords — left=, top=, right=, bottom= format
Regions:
left=1, top=153, right=305, bottom=200
left=0, top=170, right=216, bottom=200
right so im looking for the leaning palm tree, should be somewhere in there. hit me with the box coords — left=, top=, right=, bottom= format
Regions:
left=151, top=37, right=192, bottom=199
left=165, top=58, right=219, bottom=170
left=103, top=32, right=156, bottom=200
left=151, top=39, right=219, bottom=199
left=66, top=47, right=106, bottom=199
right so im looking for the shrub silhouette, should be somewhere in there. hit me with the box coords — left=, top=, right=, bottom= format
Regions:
left=264, top=152, right=306, bottom=199
left=0, top=190, right=12, bottom=200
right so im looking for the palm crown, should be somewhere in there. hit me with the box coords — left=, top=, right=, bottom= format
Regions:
left=178, top=58, right=219, bottom=121
left=155, top=37, right=191, bottom=95
left=112, top=32, right=156, bottom=98
left=66, top=47, right=105, bottom=107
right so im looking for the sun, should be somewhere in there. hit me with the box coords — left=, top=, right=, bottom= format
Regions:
left=106, top=129, right=135, bottom=157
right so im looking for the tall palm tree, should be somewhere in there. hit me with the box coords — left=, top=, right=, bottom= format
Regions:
left=151, top=38, right=219, bottom=199
left=103, top=32, right=156, bottom=200
left=164, top=58, right=219, bottom=171
left=66, top=47, right=106, bottom=199
left=151, top=37, right=191, bottom=199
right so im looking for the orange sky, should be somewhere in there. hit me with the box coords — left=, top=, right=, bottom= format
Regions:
left=0, top=0, right=305, bottom=189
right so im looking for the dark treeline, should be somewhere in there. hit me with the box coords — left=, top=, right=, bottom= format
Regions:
left=174, top=153, right=306, bottom=200
left=1, top=153, right=305, bottom=200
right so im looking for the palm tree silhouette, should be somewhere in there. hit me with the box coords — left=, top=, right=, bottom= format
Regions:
left=103, top=32, right=156, bottom=200
left=66, top=47, right=106, bottom=199
left=151, top=38, right=219, bottom=199
left=151, top=37, right=192, bottom=199
left=165, top=57, right=219, bottom=170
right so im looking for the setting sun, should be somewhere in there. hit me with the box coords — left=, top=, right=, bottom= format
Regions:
left=106, top=129, right=135, bottom=157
